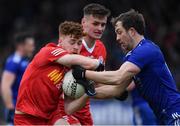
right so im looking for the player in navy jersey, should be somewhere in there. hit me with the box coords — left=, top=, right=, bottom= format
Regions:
left=72, top=9, right=180, bottom=125
left=1, top=32, right=35, bottom=125
left=130, top=87, right=157, bottom=125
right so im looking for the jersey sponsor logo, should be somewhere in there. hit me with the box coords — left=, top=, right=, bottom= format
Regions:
left=48, top=69, right=63, bottom=85
left=51, top=48, right=66, bottom=56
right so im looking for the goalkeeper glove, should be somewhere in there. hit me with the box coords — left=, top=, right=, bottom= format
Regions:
left=72, top=61, right=105, bottom=80
left=72, top=65, right=86, bottom=80
left=75, top=79, right=96, bottom=96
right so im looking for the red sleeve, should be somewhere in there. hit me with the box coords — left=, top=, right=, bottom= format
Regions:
left=34, top=45, right=68, bottom=66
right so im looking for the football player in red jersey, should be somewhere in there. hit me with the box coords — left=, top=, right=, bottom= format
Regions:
left=14, top=21, right=102, bottom=125
left=54, top=3, right=111, bottom=125
left=75, top=4, right=110, bottom=125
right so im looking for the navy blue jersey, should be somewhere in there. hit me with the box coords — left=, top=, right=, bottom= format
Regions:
left=131, top=88, right=146, bottom=106
left=131, top=88, right=157, bottom=125
left=124, top=39, right=180, bottom=124
left=4, top=53, right=29, bottom=106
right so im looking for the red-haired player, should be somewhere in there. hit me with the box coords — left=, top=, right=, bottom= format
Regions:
left=14, top=21, right=102, bottom=125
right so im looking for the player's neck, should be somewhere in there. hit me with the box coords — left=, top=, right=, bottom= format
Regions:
left=83, top=36, right=96, bottom=48
left=133, top=35, right=144, bottom=49
left=15, top=50, right=24, bottom=57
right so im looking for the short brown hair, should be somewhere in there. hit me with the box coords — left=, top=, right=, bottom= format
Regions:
left=83, top=3, right=111, bottom=18
left=59, top=21, right=85, bottom=38
left=13, top=32, right=33, bottom=46
left=111, top=9, right=145, bottom=35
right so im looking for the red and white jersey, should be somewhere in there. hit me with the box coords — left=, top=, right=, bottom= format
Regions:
left=80, top=39, right=106, bottom=63
left=73, top=39, right=107, bottom=125
left=16, top=43, right=69, bottom=119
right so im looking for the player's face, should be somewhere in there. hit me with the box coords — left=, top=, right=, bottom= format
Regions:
left=82, top=15, right=107, bottom=39
left=115, top=21, right=134, bottom=52
left=23, top=38, right=35, bottom=57
left=60, top=35, right=82, bottom=54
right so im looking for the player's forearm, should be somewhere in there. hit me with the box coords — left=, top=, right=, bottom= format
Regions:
left=85, top=62, right=136, bottom=85
left=93, top=85, right=125, bottom=99
left=1, top=72, right=15, bottom=109
left=85, top=70, right=122, bottom=85
left=57, top=54, right=99, bottom=70
left=64, top=94, right=89, bottom=115
left=70, top=55, right=99, bottom=70
left=1, top=88, right=14, bottom=109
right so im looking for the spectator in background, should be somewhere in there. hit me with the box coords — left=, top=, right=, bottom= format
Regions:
left=1, top=32, right=35, bottom=125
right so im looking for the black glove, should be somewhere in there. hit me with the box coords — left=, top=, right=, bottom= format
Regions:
left=72, top=65, right=86, bottom=80
left=95, top=62, right=105, bottom=71
left=75, top=79, right=96, bottom=96
left=115, top=90, right=128, bottom=101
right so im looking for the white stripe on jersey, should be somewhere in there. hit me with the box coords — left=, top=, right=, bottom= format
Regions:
left=51, top=48, right=66, bottom=56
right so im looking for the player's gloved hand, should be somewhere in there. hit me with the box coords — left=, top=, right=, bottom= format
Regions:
left=75, top=79, right=96, bottom=96
left=72, top=65, right=86, bottom=80
left=115, top=90, right=128, bottom=101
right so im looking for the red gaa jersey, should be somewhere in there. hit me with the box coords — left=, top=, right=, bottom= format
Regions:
left=74, top=39, right=107, bottom=125
left=16, top=43, right=69, bottom=119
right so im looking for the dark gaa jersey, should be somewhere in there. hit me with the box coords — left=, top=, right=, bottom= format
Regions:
left=124, top=39, right=180, bottom=124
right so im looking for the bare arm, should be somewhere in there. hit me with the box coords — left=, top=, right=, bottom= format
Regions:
left=1, top=71, right=15, bottom=109
left=56, top=54, right=99, bottom=69
left=93, top=85, right=125, bottom=99
left=86, top=61, right=140, bottom=85
left=64, top=94, right=89, bottom=115
left=85, top=62, right=140, bottom=96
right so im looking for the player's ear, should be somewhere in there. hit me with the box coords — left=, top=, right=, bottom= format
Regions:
left=81, top=18, right=85, bottom=25
left=128, top=27, right=135, bottom=37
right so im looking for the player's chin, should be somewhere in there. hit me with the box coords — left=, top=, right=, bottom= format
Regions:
left=120, top=46, right=128, bottom=53
left=93, top=34, right=102, bottom=39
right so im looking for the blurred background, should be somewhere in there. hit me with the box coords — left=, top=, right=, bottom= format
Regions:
left=0, top=0, right=180, bottom=125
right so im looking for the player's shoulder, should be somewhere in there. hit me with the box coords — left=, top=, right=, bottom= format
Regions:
left=44, top=42, right=58, bottom=49
left=134, top=39, right=159, bottom=55
left=40, top=42, right=63, bottom=53
left=6, top=53, right=22, bottom=64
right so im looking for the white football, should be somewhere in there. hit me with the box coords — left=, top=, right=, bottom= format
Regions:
left=62, top=70, right=85, bottom=99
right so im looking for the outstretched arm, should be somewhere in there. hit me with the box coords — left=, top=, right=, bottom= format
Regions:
left=85, top=61, right=140, bottom=85
left=93, top=85, right=125, bottom=99
left=72, top=61, right=140, bottom=98
left=56, top=54, right=100, bottom=70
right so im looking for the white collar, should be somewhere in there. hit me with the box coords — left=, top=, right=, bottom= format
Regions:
left=82, top=39, right=96, bottom=53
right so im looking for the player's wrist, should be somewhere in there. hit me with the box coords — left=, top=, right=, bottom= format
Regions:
left=95, top=59, right=105, bottom=71
left=115, top=90, right=128, bottom=101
